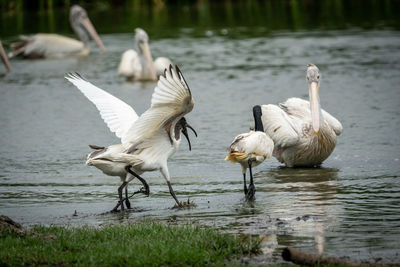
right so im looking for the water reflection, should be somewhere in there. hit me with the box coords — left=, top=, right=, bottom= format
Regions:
left=258, top=167, right=341, bottom=255
left=266, top=167, right=339, bottom=195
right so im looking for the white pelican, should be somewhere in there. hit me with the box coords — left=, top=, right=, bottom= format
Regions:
left=65, top=65, right=197, bottom=211
left=9, top=5, right=106, bottom=58
left=0, top=41, right=11, bottom=72
left=260, top=64, right=343, bottom=167
left=225, top=105, right=274, bottom=200
left=118, top=28, right=172, bottom=81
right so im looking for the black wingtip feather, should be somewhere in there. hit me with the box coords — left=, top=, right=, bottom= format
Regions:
left=175, top=65, right=181, bottom=77
left=160, top=64, right=192, bottom=96
left=175, top=65, right=191, bottom=95
left=65, top=72, right=87, bottom=81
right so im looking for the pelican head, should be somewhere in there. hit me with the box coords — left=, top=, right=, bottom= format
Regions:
left=307, top=63, right=321, bottom=135
left=176, top=117, right=197, bottom=151
left=134, top=28, right=156, bottom=80
left=70, top=5, right=106, bottom=54
left=135, top=28, right=149, bottom=46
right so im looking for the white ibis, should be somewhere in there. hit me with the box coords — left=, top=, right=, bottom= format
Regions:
left=65, top=65, right=196, bottom=211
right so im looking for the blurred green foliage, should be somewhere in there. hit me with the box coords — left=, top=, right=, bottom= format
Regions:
left=1, top=0, right=400, bottom=38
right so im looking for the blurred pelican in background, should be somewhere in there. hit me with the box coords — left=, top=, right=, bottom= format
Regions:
left=9, top=5, right=106, bottom=59
left=66, top=65, right=196, bottom=211
left=225, top=105, right=274, bottom=200
left=260, top=64, right=342, bottom=167
left=0, top=41, right=11, bottom=72
left=118, top=28, right=172, bottom=81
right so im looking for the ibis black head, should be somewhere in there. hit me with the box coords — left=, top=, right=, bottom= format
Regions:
left=178, top=117, right=197, bottom=151
left=252, top=105, right=264, bottom=132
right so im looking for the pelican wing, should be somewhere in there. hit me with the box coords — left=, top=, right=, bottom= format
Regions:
left=118, top=49, right=142, bottom=78
left=284, top=97, right=343, bottom=136
left=323, top=112, right=342, bottom=136
left=65, top=73, right=139, bottom=139
left=10, top=34, right=86, bottom=58
left=279, top=98, right=311, bottom=118
left=122, top=65, right=194, bottom=148
left=261, top=103, right=301, bottom=148
left=154, top=57, right=172, bottom=77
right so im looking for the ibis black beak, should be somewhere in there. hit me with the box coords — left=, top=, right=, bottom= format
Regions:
left=182, top=122, right=197, bottom=151
left=186, top=123, right=197, bottom=137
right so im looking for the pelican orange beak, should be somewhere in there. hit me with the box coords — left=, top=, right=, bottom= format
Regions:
left=81, top=17, right=106, bottom=54
left=139, top=41, right=157, bottom=80
left=309, top=81, right=320, bottom=135
left=0, top=42, right=11, bottom=72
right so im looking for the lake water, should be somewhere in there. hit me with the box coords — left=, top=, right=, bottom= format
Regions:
left=1, top=1, right=400, bottom=264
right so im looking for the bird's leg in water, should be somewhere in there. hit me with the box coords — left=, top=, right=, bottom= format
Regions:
left=125, top=186, right=131, bottom=209
left=243, top=173, right=248, bottom=195
left=125, top=166, right=150, bottom=196
left=167, top=181, right=182, bottom=207
left=246, top=158, right=256, bottom=201
left=112, top=181, right=128, bottom=212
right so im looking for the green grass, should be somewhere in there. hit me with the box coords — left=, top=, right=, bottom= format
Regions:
left=0, top=222, right=260, bottom=266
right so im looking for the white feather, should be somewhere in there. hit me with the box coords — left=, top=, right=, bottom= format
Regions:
left=118, top=29, right=172, bottom=81
left=279, top=97, right=342, bottom=135
left=154, top=57, right=172, bottom=77
left=122, top=66, right=194, bottom=148
left=229, top=131, right=274, bottom=158
left=261, top=104, right=300, bottom=148
left=118, top=49, right=142, bottom=78
left=261, top=97, right=342, bottom=167
left=65, top=73, right=139, bottom=139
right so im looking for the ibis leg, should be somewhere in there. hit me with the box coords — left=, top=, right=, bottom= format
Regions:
left=167, top=181, right=181, bottom=207
left=243, top=172, right=248, bottom=195
left=112, top=181, right=128, bottom=212
left=125, top=186, right=131, bottom=209
left=125, top=166, right=150, bottom=196
left=246, top=159, right=256, bottom=201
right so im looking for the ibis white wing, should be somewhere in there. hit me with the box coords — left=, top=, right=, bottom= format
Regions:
left=122, top=65, right=194, bottom=148
left=65, top=73, right=139, bottom=139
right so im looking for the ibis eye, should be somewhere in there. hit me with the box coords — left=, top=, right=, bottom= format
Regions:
left=317, top=75, right=320, bottom=79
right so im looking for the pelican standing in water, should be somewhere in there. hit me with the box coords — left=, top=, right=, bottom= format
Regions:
left=118, top=28, right=172, bottom=81
left=259, top=64, right=342, bottom=167
left=0, top=41, right=11, bottom=72
left=9, top=5, right=106, bottom=58
left=66, top=65, right=197, bottom=211
left=225, top=106, right=274, bottom=200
